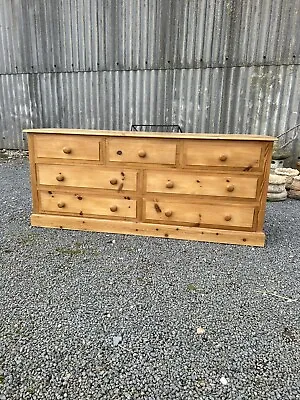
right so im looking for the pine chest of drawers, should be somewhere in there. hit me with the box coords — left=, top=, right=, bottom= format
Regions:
left=25, top=129, right=275, bottom=247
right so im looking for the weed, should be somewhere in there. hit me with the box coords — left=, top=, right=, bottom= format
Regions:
left=187, top=283, right=198, bottom=291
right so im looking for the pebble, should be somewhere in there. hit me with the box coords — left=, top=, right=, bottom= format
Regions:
left=220, top=377, right=228, bottom=385
left=113, top=336, right=122, bottom=346
left=0, top=157, right=299, bottom=399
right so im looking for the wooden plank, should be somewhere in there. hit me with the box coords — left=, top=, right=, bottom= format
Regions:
left=31, top=214, right=266, bottom=247
left=184, top=140, right=263, bottom=169
left=107, top=137, right=177, bottom=165
left=36, top=185, right=140, bottom=199
left=145, top=170, right=259, bottom=199
left=136, top=169, right=144, bottom=221
left=24, top=129, right=276, bottom=142
left=28, top=134, right=39, bottom=212
left=257, top=142, right=274, bottom=230
left=36, top=164, right=138, bottom=191
left=34, top=134, right=102, bottom=161
left=144, top=199, right=255, bottom=229
left=38, top=191, right=137, bottom=219
left=142, top=193, right=260, bottom=206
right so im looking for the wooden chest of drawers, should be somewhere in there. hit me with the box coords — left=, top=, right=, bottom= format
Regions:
left=25, top=129, right=275, bottom=247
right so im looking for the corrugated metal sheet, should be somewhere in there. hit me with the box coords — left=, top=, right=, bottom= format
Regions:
left=0, top=0, right=299, bottom=74
left=0, top=0, right=299, bottom=149
left=1, top=65, right=299, bottom=150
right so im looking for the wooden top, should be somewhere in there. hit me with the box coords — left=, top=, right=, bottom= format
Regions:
left=23, top=128, right=276, bottom=141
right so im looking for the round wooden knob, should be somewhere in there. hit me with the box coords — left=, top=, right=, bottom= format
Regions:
left=219, top=154, right=227, bottom=161
left=57, top=202, right=65, bottom=208
left=62, top=147, right=72, bottom=154
left=224, top=215, right=232, bottom=221
left=110, top=205, right=118, bottom=212
left=138, top=150, right=146, bottom=158
left=56, top=174, right=64, bottom=182
left=166, top=181, right=174, bottom=189
left=110, top=178, right=118, bottom=185
left=165, top=210, right=173, bottom=217
left=227, top=184, right=235, bottom=192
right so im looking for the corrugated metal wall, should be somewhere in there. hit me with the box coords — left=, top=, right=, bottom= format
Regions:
left=0, top=0, right=299, bottom=149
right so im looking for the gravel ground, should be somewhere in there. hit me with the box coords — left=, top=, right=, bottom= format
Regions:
left=0, top=157, right=299, bottom=400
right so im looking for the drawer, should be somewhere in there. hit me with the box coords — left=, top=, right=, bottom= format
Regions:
left=146, top=171, right=259, bottom=199
left=39, top=191, right=137, bottom=219
left=36, top=164, right=137, bottom=191
left=184, top=140, right=262, bottom=170
left=34, top=134, right=102, bottom=161
left=144, top=200, right=255, bottom=229
left=107, top=138, right=177, bottom=165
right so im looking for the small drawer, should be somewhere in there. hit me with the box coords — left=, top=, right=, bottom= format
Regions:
left=144, top=200, right=255, bottom=229
left=146, top=171, right=259, bottom=199
left=34, top=134, right=101, bottom=161
left=107, top=138, right=177, bottom=165
left=39, top=191, right=137, bottom=219
left=36, top=164, right=137, bottom=191
left=184, top=140, right=262, bottom=170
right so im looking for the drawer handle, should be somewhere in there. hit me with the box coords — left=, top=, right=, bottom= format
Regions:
left=165, top=210, right=173, bottom=217
left=110, top=205, right=118, bottom=212
left=57, top=202, right=65, bottom=208
left=166, top=181, right=174, bottom=189
left=138, top=149, right=146, bottom=158
left=219, top=154, right=228, bottom=161
left=227, top=184, right=235, bottom=192
left=56, top=174, right=64, bottom=182
left=224, top=215, right=232, bottom=221
left=110, top=178, right=118, bottom=185
left=62, top=147, right=72, bottom=154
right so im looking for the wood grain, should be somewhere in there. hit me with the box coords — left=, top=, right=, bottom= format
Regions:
left=257, top=142, right=274, bottom=230
left=184, top=139, right=262, bottom=169
left=34, top=134, right=102, bottom=161
left=31, top=214, right=265, bottom=247
left=107, top=137, right=177, bottom=165
left=144, top=199, right=255, bottom=229
left=27, top=134, right=39, bottom=212
left=38, top=191, right=137, bottom=219
left=27, top=129, right=274, bottom=247
left=145, top=170, right=259, bottom=199
left=23, top=128, right=276, bottom=142
left=36, top=164, right=138, bottom=191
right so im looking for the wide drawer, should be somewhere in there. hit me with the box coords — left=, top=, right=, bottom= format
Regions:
left=146, top=170, right=259, bottom=199
left=36, top=164, right=137, bottom=191
left=39, top=191, right=137, bottom=219
left=144, top=199, right=255, bottom=229
left=34, top=134, right=102, bottom=161
left=184, top=140, right=262, bottom=170
left=107, top=138, right=177, bottom=165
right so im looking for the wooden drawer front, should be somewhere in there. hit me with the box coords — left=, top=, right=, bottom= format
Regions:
left=39, top=191, right=137, bottom=218
left=34, top=134, right=101, bottom=160
left=145, top=200, right=255, bottom=229
left=37, top=164, right=137, bottom=191
left=107, top=138, right=177, bottom=165
left=184, top=140, right=262, bottom=169
left=146, top=171, right=259, bottom=199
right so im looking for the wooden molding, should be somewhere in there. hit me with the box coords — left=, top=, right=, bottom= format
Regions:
left=31, top=214, right=266, bottom=247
